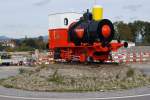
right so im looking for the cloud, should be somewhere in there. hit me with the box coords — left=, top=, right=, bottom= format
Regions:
left=1, top=24, right=32, bottom=30
left=123, top=4, right=143, bottom=12
left=112, top=15, right=124, bottom=21
left=129, top=16, right=138, bottom=21
left=33, top=0, right=51, bottom=6
left=114, top=16, right=123, bottom=20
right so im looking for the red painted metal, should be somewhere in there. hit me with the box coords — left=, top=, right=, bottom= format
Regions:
left=48, top=28, right=125, bottom=62
left=75, top=28, right=84, bottom=39
left=49, top=28, right=74, bottom=49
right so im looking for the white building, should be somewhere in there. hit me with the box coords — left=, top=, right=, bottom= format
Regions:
left=48, top=12, right=82, bottom=29
left=0, top=40, right=16, bottom=48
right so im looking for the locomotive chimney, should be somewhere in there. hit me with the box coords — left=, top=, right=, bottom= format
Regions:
left=92, top=5, right=103, bottom=21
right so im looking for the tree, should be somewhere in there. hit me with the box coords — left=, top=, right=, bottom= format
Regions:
left=144, top=22, right=150, bottom=44
left=0, top=44, right=4, bottom=51
left=37, top=36, right=46, bottom=50
left=114, top=21, right=133, bottom=41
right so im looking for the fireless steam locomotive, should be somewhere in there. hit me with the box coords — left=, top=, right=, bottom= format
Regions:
left=48, top=5, right=128, bottom=62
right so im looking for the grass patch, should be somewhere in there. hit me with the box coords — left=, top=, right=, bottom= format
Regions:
left=47, top=70, right=64, bottom=84
left=1, top=74, right=150, bottom=92
left=0, top=64, right=150, bottom=92
left=18, top=68, right=34, bottom=76
left=34, top=64, right=48, bottom=72
left=40, top=64, right=48, bottom=69
left=126, top=68, right=135, bottom=77
left=18, top=68, right=27, bottom=74
left=3, top=84, right=14, bottom=88
left=0, top=78, right=6, bottom=85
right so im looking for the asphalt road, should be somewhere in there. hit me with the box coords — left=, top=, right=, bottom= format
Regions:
left=0, top=64, right=150, bottom=100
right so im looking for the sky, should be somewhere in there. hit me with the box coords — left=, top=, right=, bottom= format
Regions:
left=0, top=0, right=150, bottom=38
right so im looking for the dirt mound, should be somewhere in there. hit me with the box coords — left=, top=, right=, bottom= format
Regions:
left=0, top=63, right=150, bottom=92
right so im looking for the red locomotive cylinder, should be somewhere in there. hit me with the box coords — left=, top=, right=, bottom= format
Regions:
left=48, top=7, right=127, bottom=62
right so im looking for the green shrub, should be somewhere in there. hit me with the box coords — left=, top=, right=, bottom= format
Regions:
left=19, top=68, right=26, bottom=74
left=47, top=70, right=64, bottom=84
left=126, top=68, right=135, bottom=77
left=0, top=78, right=6, bottom=84
left=3, top=84, right=14, bottom=88
left=40, top=64, right=48, bottom=69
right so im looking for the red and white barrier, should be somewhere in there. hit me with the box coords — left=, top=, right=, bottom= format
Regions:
left=112, top=50, right=150, bottom=63
left=35, top=50, right=150, bottom=65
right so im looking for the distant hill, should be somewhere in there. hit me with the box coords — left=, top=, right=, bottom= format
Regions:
left=43, top=35, right=48, bottom=41
left=0, top=36, right=10, bottom=40
left=0, top=35, right=48, bottom=41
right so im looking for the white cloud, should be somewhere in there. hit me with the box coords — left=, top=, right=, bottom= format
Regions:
left=33, top=0, right=51, bottom=6
left=123, top=4, right=143, bottom=12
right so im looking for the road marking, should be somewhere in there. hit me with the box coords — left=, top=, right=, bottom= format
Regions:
left=0, top=93, right=150, bottom=100
left=92, top=93, right=150, bottom=100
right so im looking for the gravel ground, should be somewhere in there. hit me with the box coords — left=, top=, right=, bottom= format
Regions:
left=0, top=63, right=150, bottom=92
left=0, top=66, right=30, bottom=78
